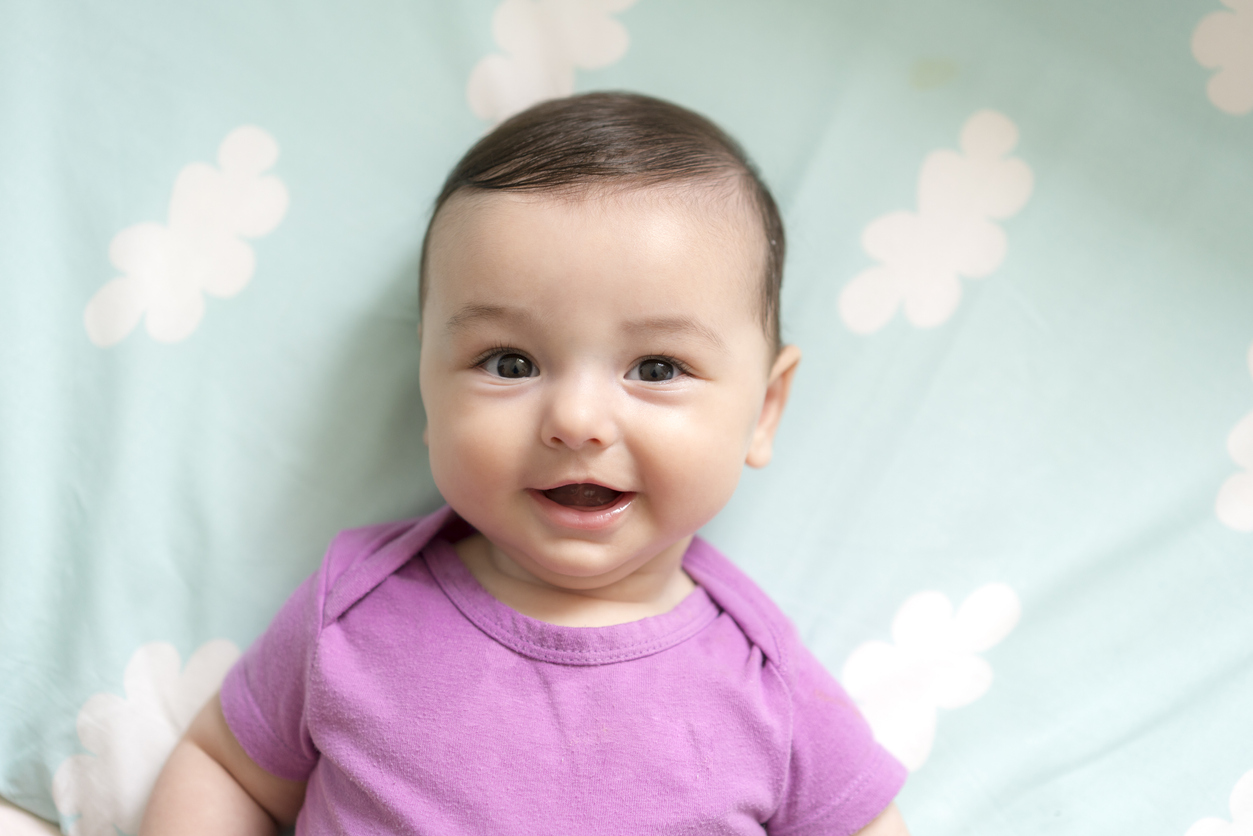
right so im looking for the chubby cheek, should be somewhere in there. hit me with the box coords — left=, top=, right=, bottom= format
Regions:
left=426, top=389, right=527, bottom=514
left=631, top=397, right=758, bottom=530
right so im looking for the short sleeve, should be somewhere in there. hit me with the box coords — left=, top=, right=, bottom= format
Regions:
left=766, top=639, right=907, bottom=836
left=219, top=564, right=325, bottom=782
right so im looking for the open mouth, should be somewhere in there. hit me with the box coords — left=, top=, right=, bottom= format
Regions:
left=541, top=483, right=624, bottom=509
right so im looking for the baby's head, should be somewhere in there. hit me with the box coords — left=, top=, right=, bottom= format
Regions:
left=420, top=92, right=785, bottom=353
left=418, top=92, right=800, bottom=592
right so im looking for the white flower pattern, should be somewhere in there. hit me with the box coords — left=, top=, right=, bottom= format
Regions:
left=83, top=126, right=288, bottom=346
left=838, top=110, right=1033, bottom=334
left=467, top=0, right=637, bottom=125
left=51, top=641, right=240, bottom=836
left=1185, top=769, right=1253, bottom=836
left=842, top=584, right=1021, bottom=770
left=1193, top=0, right=1253, bottom=115
left=1217, top=343, right=1253, bottom=532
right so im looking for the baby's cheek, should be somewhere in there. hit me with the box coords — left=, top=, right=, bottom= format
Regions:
left=639, top=421, right=745, bottom=519
left=428, top=404, right=519, bottom=496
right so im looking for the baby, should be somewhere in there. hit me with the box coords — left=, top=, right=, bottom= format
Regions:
left=142, top=92, right=909, bottom=835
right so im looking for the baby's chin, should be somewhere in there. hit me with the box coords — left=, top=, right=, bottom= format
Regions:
left=501, top=545, right=648, bottom=589
left=491, top=534, right=689, bottom=592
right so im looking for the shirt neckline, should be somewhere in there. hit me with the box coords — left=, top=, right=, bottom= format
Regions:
left=422, top=536, right=721, bottom=666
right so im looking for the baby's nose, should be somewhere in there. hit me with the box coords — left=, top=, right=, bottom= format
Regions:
left=539, top=373, right=620, bottom=450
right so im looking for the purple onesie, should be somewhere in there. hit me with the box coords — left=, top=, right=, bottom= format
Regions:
left=221, top=507, right=905, bottom=834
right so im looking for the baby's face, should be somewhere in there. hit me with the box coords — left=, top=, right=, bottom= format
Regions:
left=420, top=187, right=793, bottom=591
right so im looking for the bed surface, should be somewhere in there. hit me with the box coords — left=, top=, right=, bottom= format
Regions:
left=1, top=1, right=1251, bottom=833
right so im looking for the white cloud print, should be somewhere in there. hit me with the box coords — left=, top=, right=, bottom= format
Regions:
left=841, top=583, right=1021, bottom=770
left=467, top=0, right=637, bottom=125
left=1193, top=0, right=1253, bottom=115
left=1185, top=769, right=1253, bottom=836
left=83, top=126, right=289, bottom=347
left=51, top=640, right=240, bottom=836
left=1216, top=342, right=1253, bottom=532
left=838, top=110, right=1034, bottom=334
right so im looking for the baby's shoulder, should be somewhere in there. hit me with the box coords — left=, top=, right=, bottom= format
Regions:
left=684, top=537, right=804, bottom=675
left=317, top=507, right=459, bottom=626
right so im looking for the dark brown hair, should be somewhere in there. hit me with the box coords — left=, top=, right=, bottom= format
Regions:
left=419, top=91, right=785, bottom=350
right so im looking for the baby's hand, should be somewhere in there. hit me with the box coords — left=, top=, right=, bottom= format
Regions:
left=140, top=692, right=305, bottom=835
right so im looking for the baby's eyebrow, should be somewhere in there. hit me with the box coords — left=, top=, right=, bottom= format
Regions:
left=444, top=303, right=537, bottom=333
left=445, top=306, right=725, bottom=350
left=623, top=316, right=726, bottom=351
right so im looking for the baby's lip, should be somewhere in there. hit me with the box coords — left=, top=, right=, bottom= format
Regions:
left=527, top=484, right=636, bottom=530
left=533, top=479, right=626, bottom=493
left=536, top=482, right=629, bottom=509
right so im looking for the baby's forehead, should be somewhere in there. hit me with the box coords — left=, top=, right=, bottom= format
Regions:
left=423, top=181, right=772, bottom=345
left=439, top=180, right=763, bottom=249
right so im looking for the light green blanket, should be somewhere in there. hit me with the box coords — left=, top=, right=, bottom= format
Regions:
left=2, top=1, right=1250, bottom=833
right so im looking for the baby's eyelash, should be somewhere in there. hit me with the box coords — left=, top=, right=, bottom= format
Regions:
left=644, top=355, right=692, bottom=375
left=630, top=354, right=694, bottom=381
left=468, top=348, right=693, bottom=378
left=469, top=344, right=528, bottom=368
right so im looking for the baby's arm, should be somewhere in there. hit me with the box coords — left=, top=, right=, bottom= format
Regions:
left=140, top=692, right=306, bottom=836
left=852, top=803, right=910, bottom=836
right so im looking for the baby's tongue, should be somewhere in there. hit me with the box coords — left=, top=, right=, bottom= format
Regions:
left=543, top=483, right=622, bottom=507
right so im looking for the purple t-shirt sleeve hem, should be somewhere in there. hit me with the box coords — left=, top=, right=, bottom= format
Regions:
left=220, top=659, right=316, bottom=783
left=769, top=743, right=908, bottom=836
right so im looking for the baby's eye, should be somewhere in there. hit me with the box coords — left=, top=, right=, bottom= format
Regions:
left=481, top=351, right=537, bottom=379
left=627, top=358, right=679, bottom=382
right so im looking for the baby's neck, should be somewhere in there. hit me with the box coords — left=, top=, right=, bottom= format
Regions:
left=452, top=533, right=697, bottom=628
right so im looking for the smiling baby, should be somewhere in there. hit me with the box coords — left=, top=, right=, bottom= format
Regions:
left=141, top=92, right=909, bottom=836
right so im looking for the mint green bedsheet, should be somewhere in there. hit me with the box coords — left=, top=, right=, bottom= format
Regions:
left=1, top=1, right=1251, bottom=833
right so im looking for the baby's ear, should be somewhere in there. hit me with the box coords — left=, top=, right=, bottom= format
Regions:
left=746, top=344, right=801, bottom=469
